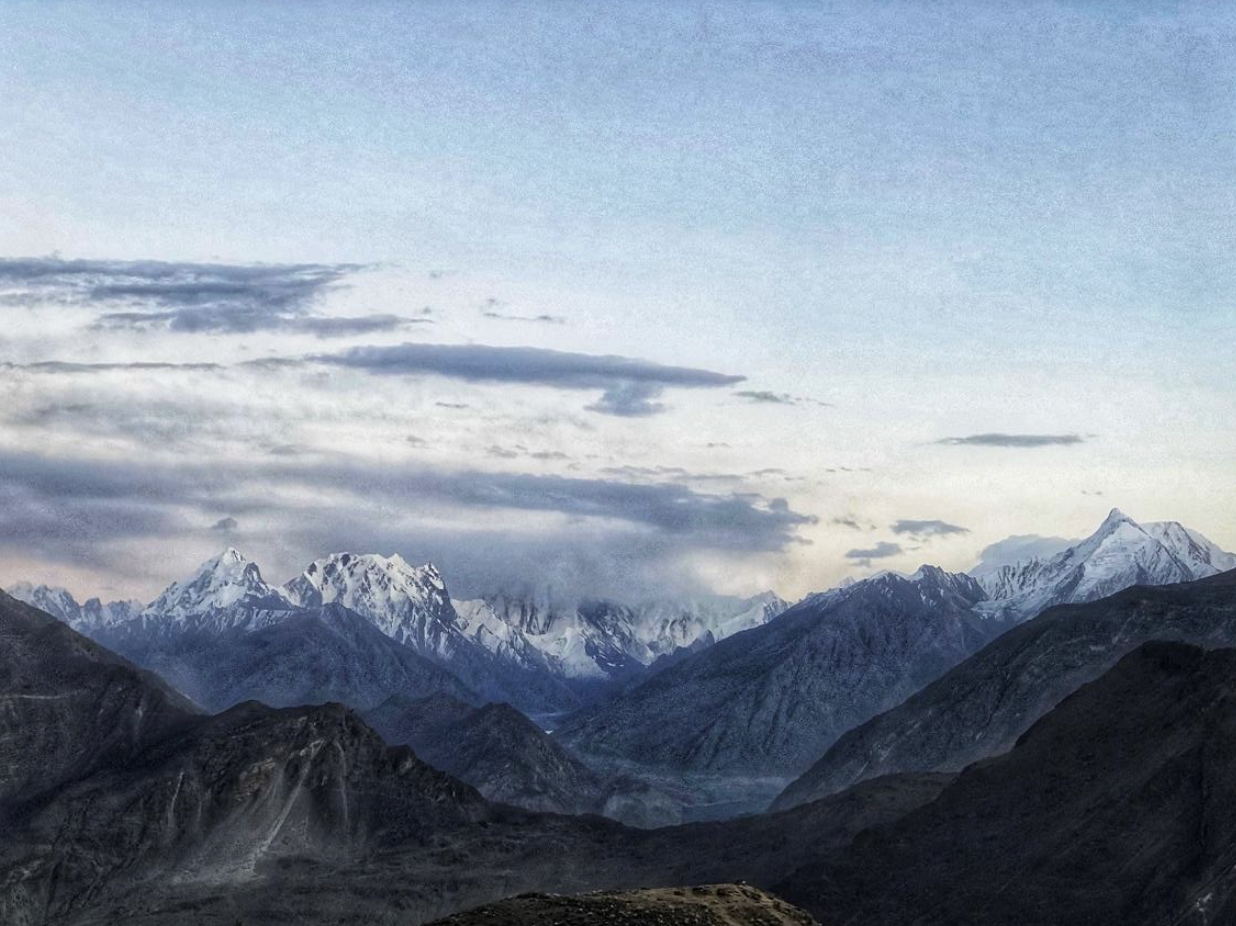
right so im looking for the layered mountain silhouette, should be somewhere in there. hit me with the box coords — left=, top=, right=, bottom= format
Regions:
left=558, top=567, right=1001, bottom=786
left=363, top=693, right=607, bottom=815
left=10, top=549, right=786, bottom=720
left=8, top=509, right=1230, bottom=829
left=7, top=572, right=1236, bottom=925
left=775, top=567, right=1236, bottom=808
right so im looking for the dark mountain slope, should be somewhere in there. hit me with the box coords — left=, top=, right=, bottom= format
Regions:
left=776, top=567, right=1236, bottom=808
left=0, top=588, right=944, bottom=925
left=0, top=590, right=198, bottom=804
left=778, top=641, right=1236, bottom=926
left=0, top=698, right=492, bottom=925
left=559, top=568, right=999, bottom=779
left=125, top=603, right=477, bottom=713
left=364, top=694, right=606, bottom=814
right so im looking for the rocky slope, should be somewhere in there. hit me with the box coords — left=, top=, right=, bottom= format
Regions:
left=130, top=604, right=478, bottom=713
left=363, top=693, right=606, bottom=815
left=0, top=593, right=949, bottom=925
left=0, top=590, right=198, bottom=803
left=426, top=884, right=818, bottom=926
left=775, top=567, right=1236, bottom=808
left=777, top=641, right=1236, bottom=926
left=559, top=567, right=1000, bottom=786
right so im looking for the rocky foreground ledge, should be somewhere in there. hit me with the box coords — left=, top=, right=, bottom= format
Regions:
left=426, top=884, right=817, bottom=926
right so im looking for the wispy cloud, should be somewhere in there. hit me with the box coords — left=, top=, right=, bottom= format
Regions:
left=310, top=342, right=744, bottom=416
left=831, top=515, right=873, bottom=531
left=211, top=516, right=239, bottom=531
left=845, top=540, right=903, bottom=563
left=734, top=390, right=830, bottom=407
left=0, top=256, right=412, bottom=338
left=890, top=518, right=969, bottom=539
left=937, top=433, right=1086, bottom=448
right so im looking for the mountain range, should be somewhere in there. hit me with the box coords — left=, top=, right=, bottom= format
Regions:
left=556, top=510, right=1235, bottom=814
left=6, top=568, right=1236, bottom=925
left=774, top=562, right=1236, bottom=809
left=10, top=549, right=787, bottom=721
left=6, top=508, right=1232, bottom=828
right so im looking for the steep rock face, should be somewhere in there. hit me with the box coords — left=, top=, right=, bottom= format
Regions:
left=559, top=567, right=998, bottom=778
left=778, top=642, right=1236, bottom=926
left=775, top=568, right=1236, bottom=809
left=364, top=694, right=605, bottom=815
left=127, top=604, right=477, bottom=714
left=0, top=590, right=198, bottom=804
left=975, top=509, right=1232, bottom=622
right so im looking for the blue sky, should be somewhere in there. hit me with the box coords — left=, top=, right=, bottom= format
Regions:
left=1, top=1, right=1233, bottom=600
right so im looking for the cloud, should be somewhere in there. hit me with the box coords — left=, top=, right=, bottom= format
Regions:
left=586, top=381, right=666, bottom=417
left=5, top=361, right=223, bottom=374
left=310, top=342, right=744, bottom=416
left=845, top=541, right=903, bottom=564
left=0, top=256, right=407, bottom=338
left=98, top=310, right=429, bottom=337
left=481, top=310, right=566, bottom=325
left=970, top=534, right=1077, bottom=577
left=891, top=518, right=970, bottom=539
left=830, top=515, right=872, bottom=531
left=486, top=444, right=572, bottom=462
left=211, top=517, right=239, bottom=531
left=0, top=448, right=816, bottom=589
left=937, top=433, right=1087, bottom=448
left=734, top=390, right=830, bottom=407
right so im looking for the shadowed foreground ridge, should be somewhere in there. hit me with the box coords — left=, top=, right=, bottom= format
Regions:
left=428, top=884, right=817, bottom=926
left=779, top=639, right=1236, bottom=926
left=9, top=580, right=1236, bottom=925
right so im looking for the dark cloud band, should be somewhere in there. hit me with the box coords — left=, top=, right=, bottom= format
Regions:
left=891, top=518, right=969, bottom=538
left=310, top=342, right=745, bottom=416
left=937, top=433, right=1086, bottom=448
left=845, top=541, right=903, bottom=561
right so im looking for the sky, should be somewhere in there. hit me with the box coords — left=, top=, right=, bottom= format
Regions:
left=1, top=0, right=1233, bottom=603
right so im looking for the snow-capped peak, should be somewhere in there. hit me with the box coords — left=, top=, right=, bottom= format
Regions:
left=1143, top=521, right=1236, bottom=576
left=5, top=581, right=83, bottom=622
left=975, top=510, right=1233, bottom=622
left=143, top=548, right=287, bottom=619
left=283, top=552, right=456, bottom=648
left=5, top=581, right=144, bottom=630
left=857, top=565, right=987, bottom=608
